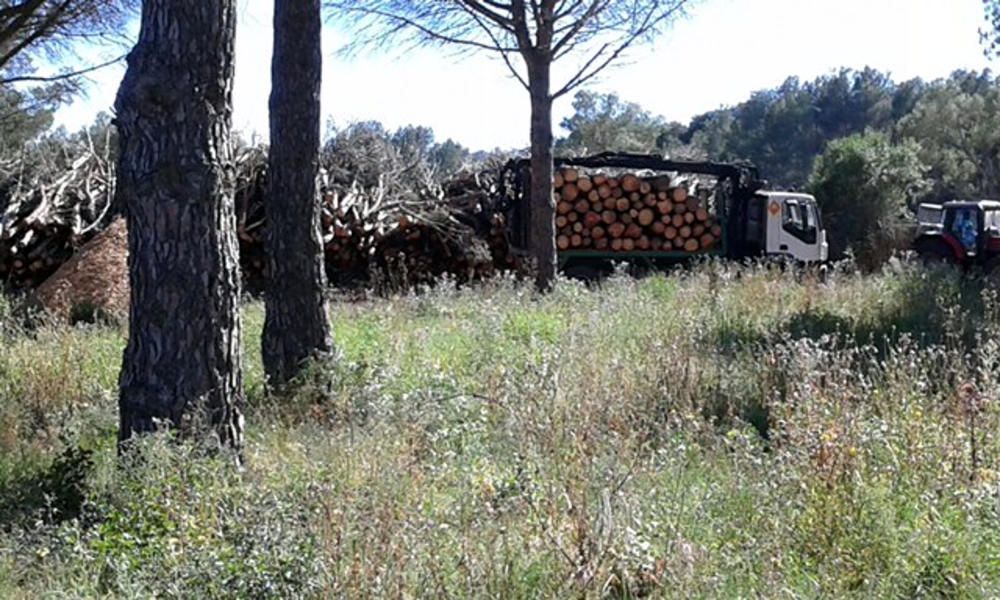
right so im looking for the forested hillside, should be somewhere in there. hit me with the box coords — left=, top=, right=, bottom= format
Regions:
left=560, top=68, right=1000, bottom=204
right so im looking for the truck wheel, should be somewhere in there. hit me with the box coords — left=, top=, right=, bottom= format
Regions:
left=563, top=264, right=604, bottom=283
left=914, top=238, right=956, bottom=267
left=983, top=256, right=1000, bottom=287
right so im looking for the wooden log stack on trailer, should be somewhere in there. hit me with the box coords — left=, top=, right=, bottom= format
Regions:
left=552, top=167, right=722, bottom=255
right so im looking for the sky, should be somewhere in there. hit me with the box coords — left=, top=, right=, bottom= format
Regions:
left=53, top=0, right=995, bottom=151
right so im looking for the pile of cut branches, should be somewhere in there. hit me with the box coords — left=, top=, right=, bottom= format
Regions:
left=0, top=134, right=116, bottom=288
left=0, top=141, right=519, bottom=292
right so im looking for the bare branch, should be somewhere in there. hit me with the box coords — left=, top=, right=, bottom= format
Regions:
left=552, top=0, right=690, bottom=99
left=0, top=51, right=124, bottom=85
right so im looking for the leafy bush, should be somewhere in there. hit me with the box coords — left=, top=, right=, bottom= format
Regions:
left=808, top=131, right=929, bottom=267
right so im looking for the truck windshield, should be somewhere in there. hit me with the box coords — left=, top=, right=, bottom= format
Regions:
left=783, top=199, right=818, bottom=244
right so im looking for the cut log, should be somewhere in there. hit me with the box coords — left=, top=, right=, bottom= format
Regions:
left=684, top=239, right=699, bottom=252
left=557, top=235, right=570, bottom=250
left=652, top=176, right=672, bottom=192
left=563, top=168, right=579, bottom=183
left=621, top=174, right=641, bottom=192
left=671, top=187, right=688, bottom=203
left=577, top=177, right=593, bottom=193
left=562, top=183, right=579, bottom=201
left=638, top=208, right=655, bottom=226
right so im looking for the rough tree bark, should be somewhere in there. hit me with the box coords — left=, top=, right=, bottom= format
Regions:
left=114, top=0, right=245, bottom=452
left=526, top=55, right=556, bottom=291
left=262, top=0, right=332, bottom=387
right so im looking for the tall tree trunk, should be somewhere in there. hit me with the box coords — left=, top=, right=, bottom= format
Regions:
left=262, top=0, right=332, bottom=387
left=527, top=59, right=556, bottom=291
left=114, top=0, right=244, bottom=453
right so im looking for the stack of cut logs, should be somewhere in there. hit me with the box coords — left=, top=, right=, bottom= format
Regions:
left=553, top=168, right=722, bottom=253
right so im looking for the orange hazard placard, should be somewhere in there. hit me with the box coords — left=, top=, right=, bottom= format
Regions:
left=768, top=201, right=781, bottom=216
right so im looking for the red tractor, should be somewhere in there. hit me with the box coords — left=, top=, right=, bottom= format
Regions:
left=913, top=200, right=1000, bottom=270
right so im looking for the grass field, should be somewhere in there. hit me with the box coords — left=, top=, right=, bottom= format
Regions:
left=2, top=260, right=1000, bottom=598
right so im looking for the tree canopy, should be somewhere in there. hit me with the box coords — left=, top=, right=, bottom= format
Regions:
left=556, top=90, right=688, bottom=157
left=0, top=0, right=134, bottom=84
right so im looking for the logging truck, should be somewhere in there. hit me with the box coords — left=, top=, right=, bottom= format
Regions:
left=501, top=153, right=828, bottom=277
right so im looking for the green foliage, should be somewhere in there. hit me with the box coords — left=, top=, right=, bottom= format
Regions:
left=0, top=85, right=56, bottom=160
left=323, top=120, right=471, bottom=183
left=898, top=71, right=1000, bottom=202
left=808, top=132, right=929, bottom=264
left=687, top=68, right=900, bottom=187
left=556, top=90, right=690, bottom=157
left=982, top=0, right=1000, bottom=57
left=4, top=265, right=1000, bottom=597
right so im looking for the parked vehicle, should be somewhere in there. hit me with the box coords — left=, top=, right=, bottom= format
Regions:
left=500, top=152, right=828, bottom=277
left=913, top=200, right=1000, bottom=270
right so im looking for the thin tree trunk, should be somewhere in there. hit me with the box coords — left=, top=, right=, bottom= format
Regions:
left=527, top=59, right=556, bottom=291
left=262, top=0, right=332, bottom=387
left=114, top=0, right=244, bottom=452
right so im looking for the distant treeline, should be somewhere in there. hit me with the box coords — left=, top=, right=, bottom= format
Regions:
left=558, top=68, right=1000, bottom=204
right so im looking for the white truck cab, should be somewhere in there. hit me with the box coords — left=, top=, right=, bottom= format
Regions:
left=760, top=192, right=828, bottom=262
